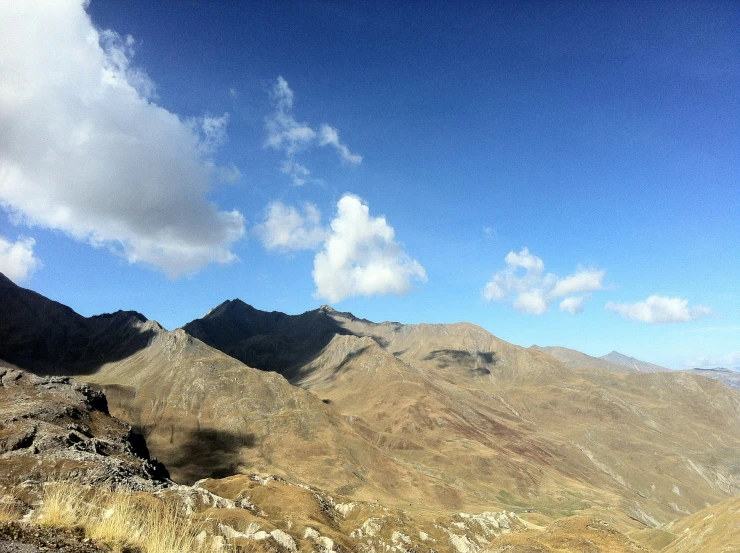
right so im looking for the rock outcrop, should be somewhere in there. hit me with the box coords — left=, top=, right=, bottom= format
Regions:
left=0, top=368, right=168, bottom=489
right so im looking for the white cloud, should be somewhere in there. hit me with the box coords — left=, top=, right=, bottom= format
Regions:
left=515, top=290, right=548, bottom=315
left=280, top=160, right=313, bottom=187
left=685, top=352, right=740, bottom=370
left=0, top=1, right=245, bottom=277
left=483, top=247, right=605, bottom=315
left=0, top=236, right=42, bottom=283
left=483, top=226, right=498, bottom=240
left=505, top=248, right=545, bottom=273
left=265, top=77, right=361, bottom=185
left=551, top=269, right=605, bottom=297
left=318, top=125, right=363, bottom=164
left=193, top=113, right=230, bottom=154
left=313, top=196, right=426, bottom=302
left=559, top=296, right=585, bottom=315
left=254, top=195, right=426, bottom=302
left=606, top=295, right=713, bottom=323
left=254, top=201, right=327, bottom=251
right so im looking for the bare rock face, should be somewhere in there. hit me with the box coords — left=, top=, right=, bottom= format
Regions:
left=0, top=369, right=168, bottom=490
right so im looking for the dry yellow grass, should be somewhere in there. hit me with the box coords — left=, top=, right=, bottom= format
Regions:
left=0, top=493, right=22, bottom=522
left=37, top=481, right=89, bottom=527
left=36, top=481, right=225, bottom=553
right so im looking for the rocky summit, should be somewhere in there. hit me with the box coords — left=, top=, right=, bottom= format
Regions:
left=0, top=272, right=738, bottom=552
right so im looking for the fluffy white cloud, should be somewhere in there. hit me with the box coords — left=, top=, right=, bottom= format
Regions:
left=254, top=202, right=327, bottom=251
left=0, top=236, right=42, bottom=283
left=606, top=295, right=713, bottom=323
left=265, top=77, right=361, bottom=185
left=505, top=248, right=545, bottom=273
left=483, top=248, right=605, bottom=315
left=255, top=195, right=426, bottom=302
left=0, top=1, right=245, bottom=277
left=515, top=290, right=548, bottom=315
left=314, top=196, right=426, bottom=302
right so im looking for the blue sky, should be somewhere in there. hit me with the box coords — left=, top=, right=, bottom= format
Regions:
left=0, top=1, right=738, bottom=369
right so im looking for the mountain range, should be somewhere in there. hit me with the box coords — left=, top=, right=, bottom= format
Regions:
left=1, top=271, right=738, bottom=552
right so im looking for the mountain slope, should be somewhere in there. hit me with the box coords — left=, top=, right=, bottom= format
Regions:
left=682, top=367, right=740, bottom=390
left=659, top=495, right=740, bottom=553
left=0, top=275, right=486, bottom=509
left=0, top=273, right=156, bottom=375
left=601, top=351, right=669, bottom=373
left=85, top=327, right=443, bottom=507
left=182, top=300, right=354, bottom=381
left=182, top=302, right=740, bottom=527
left=530, top=345, right=638, bottom=374
left=2, top=275, right=739, bottom=536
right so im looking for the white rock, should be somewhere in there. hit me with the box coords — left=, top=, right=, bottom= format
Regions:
left=245, top=522, right=262, bottom=535
left=449, top=533, right=478, bottom=553
left=270, top=529, right=297, bottom=552
left=318, top=536, right=335, bottom=551
left=351, top=517, right=383, bottom=538
left=219, top=523, right=250, bottom=539
left=391, top=531, right=411, bottom=544
left=335, top=502, right=357, bottom=517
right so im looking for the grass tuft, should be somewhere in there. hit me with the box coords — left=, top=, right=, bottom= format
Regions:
left=37, top=481, right=89, bottom=527
left=0, top=494, right=23, bottom=522
left=35, top=481, right=225, bottom=553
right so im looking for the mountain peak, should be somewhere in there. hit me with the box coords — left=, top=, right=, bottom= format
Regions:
left=0, top=272, right=16, bottom=287
left=202, top=298, right=253, bottom=319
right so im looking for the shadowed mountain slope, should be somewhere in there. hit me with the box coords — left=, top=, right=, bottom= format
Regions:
left=0, top=273, right=156, bottom=375
left=0, top=276, right=475, bottom=507
left=182, top=300, right=354, bottom=381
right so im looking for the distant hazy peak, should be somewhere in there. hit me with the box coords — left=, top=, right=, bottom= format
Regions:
left=530, top=345, right=638, bottom=374
left=601, top=351, right=669, bottom=373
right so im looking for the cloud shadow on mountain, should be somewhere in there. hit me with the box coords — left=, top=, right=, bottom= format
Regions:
left=167, top=427, right=256, bottom=484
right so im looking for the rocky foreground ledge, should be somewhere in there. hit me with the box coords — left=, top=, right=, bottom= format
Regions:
left=0, top=368, right=168, bottom=490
